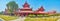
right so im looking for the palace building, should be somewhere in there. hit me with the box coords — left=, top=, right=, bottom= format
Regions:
left=4, top=1, right=56, bottom=16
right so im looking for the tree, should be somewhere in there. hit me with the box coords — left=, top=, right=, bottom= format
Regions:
left=6, top=1, right=18, bottom=13
left=0, top=11, right=4, bottom=15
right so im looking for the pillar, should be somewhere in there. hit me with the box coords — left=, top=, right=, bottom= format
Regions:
left=26, top=13, right=28, bottom=16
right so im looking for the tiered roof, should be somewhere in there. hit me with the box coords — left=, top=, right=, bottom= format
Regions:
left=23, top=1, right=30, bottom=8
left=18, top=1, right=33, bottom=13
left=35, top=6, right=45, bottom=14
left=37, top=6, right=45, bottom=12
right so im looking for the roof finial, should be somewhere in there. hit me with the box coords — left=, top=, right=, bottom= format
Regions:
left=23, top=0, right=30, bottom=8
left=25, top=0, right=27, bottom=3
left=26, top=0, right=27, bottom=2
left=41, top=5, right=43, bottom=7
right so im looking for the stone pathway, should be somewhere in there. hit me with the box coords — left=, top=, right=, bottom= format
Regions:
left=10, top=17, right=26, bottom=21
left=57, top=16, right=60, bottom=21
left=57, top=19, right=60, bottom=21
left=0, top=18, right=5, bottom=21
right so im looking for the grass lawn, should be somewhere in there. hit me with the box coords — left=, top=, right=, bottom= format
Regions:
left=25, top=16, right=59, bottom=21
left=25, top=14, right=60, bottom=21
left=0, top=14, right=60, bottom=21
left=0, top=15, right=18, bottom=21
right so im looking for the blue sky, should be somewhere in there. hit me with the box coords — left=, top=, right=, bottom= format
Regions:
left=0, top=0, right=60, bottom=13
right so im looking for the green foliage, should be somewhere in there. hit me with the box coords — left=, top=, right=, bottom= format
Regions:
left=50, top=14, right=60, bottom=16
left=6, top=1, right=18, bottom=13
left=0, top=11, right=4, bottom=15
left=28, top=14, right=50, bottom=17
left=29, top=14, right=35, bottom=16
left=25, top=17, right=58, bottom=21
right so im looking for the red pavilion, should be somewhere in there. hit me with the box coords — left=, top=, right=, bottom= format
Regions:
left=15, top=2, right=46, bottom=16
left=4, top=1, right=56, bottom=16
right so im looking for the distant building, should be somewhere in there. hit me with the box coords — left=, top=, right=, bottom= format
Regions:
left=48, top=10, right=56, bottom=15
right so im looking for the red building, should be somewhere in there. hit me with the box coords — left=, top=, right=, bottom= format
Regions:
left=34, top=6, right=45, bottom=14
left=4, top=1, right=56, bottom=16
left=15, top=2, right=46, bottom=16
left=16, top=2, right=33, bottom=16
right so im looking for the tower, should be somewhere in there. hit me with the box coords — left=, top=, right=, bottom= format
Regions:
left=20, top=1, right=32, bottom=11
left=18, top=1, right=33, bottom=16
left=23, top=1, right=30, bottom=8
left=35, top=6, right=45, bottom=14
left=37, top=6, right=45, bottom=12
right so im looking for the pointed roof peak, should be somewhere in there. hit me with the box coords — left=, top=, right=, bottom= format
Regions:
left=23, top=1, right=30, bottom=8
left=24, top=0, right=27, bottom=4
left=41, top=6, right=43, bottom=8
left=25, top=0, right=27, bottom=3
left=24, top=1, right=28, bottom=5
left=38, top=6, right=43, bottom=9
left=37, top=6, right=45, bottom=11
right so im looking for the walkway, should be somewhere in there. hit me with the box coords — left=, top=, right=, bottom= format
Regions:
left=10, top=17, right=26, bottom=21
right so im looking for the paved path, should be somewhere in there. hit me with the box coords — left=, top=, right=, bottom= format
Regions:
left=10, top=17, right=26, bottom=21
left=0, top=18, right=5, bottom=21
left=57, top=19, right=60, bottom=21
left=54, top=16, right=60, bottom=21
left=57, top=16, right=60, bottom=21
